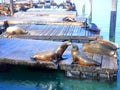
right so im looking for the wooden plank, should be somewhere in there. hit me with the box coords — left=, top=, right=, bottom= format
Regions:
left=39, top=25, right=49, bottom=36
left=48, top=25, right=54, bottom=36
left=14, top=10, right=77, bottom=18
left=92, top=54, right=102, bottom=64
left=102, top=55, right=118, bottom=70
left=49, top=25, right=58, bottom=36
left=72, top=25, right=78, bottom=36
left=0, top=38, right=61, bottom=60
left=3, top=24, right=100, bottom=42
left=66, top=25, right=73, bottom=36
left=0, top=38, right=72, bottom=69
left=0, top=15, right=86, bottom=25
left=77, top=27, right=83, bottom=36
left=63, top=25, right=70, bottom=36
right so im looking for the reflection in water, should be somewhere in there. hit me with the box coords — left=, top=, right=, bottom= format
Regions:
left=0, top=66, right=118, bottom=90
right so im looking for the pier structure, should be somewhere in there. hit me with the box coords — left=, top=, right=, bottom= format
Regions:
left=0, top=7, right=118, bottom=81
left=0, top=38, right=118, bottom=81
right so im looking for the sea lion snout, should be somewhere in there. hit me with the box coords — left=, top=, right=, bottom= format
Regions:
left=71, top=44, right=79, bottom=51
left=55, top=41, right=71, bottom=59
left=64, top=41, right=72, bottom=45
left=31, top=41, right=72, bottom=62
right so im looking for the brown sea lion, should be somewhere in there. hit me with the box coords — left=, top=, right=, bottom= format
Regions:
left=71, top=44, right=100, bottom=66
left=31, top=41, right=71, bottom=62
left=82, top=40, right=118, bottom=57
left=6, top=26, right=28, bottom=37
left=97, top=39, right=119, bottom=50
left=31, top=50, right=57, bottom=61
left=63, top=17, right=76, bottom=22
left=3, top=21, right=9, bottom=31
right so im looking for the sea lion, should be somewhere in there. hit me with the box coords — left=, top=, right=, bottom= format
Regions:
left=31, top=41, right=71, bottom=62
left=97, top=39, right=119, bottom=50
left=3, top=21, right=9, bottom=32
left=6, top=26, right=28, bottom=37
left=71, top=44, right=100, bottom=66
left=63, top=17, right=76, bottom=22
left=0, top=21, right=9, bottom=34
left=82, top=40, right=118, bottom=57
left=89, top=23, right=98, bottom=30
left=31, top=50, right=57, bottom=61
left=88, top=23, right=100, bottom=33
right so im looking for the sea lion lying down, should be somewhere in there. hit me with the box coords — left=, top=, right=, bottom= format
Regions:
left=31, top=41, right=71, bottom=62
left=6, top=26, right=29, bottom=37
left=71, top=44, right=100, bottom=66
left=63, top=17, right=76, bottom=22
left=82, top=39, right=119, bottom=57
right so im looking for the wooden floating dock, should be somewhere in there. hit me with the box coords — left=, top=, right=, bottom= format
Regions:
left=0, top=16, right=86, bottom=25
left=0, top=8, right=85, bottom=25
left=0, top=8, right=115, bottom=80
left=0, top=38, right=118, bottom=80
left=5, top=24, right=100, bottom=42
left=14, top=9, right=77, bottom=18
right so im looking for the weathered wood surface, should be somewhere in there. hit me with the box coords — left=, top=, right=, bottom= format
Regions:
left=0, top=16, right=86, bottom=25
left=7, top=24, right=100, bottom=42
left=14, top=9, right=77, bottom=17
left=0, top=38, right=62, bottom=69
left=0, top=38, right=118, bottom=72
left=27, top=8, right=70, bottom=12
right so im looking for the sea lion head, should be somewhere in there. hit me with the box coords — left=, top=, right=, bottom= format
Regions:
left=71, top=44, right=79, bottom=59
left=63, top=17, right=76, bottom=22
left=63, top=41, right=72, bottom=46
left=72, top=44, right=79, bottom=52
left=3, top=21, right=9, bottom=30
left=55, top=41, right=71, bottom=59
left=0, top=21, right=9, bottom=33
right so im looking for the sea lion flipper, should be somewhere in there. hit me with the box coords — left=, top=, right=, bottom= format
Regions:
left=71, top=61, right=78, bottom=64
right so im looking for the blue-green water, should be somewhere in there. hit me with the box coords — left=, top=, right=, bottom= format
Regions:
left=0, top=0, right=120, bottom=90
left=0, top=67, right=118, bottom=90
